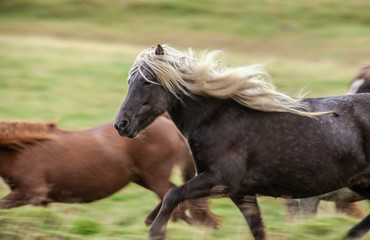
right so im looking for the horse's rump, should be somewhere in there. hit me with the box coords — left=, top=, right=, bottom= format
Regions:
left=0, top=121, right=56, bottom=149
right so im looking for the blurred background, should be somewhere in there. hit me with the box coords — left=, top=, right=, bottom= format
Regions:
left=0, top=0, right=369, bottom=239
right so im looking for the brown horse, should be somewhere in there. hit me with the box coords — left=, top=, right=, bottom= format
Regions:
left=0, top=116, right=219, bottom=227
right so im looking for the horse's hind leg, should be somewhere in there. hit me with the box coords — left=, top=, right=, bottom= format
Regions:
left=230, top=194, right=265, bottom=240
left=0, top=190, right=30, bottom=209
left=145, top=202, right=162, bottom=226
left=186, top=198, right=220, bottom=228
left=335, top=202, right=365, bottom=219
left=346, top=185, right=370, bottom=239
left=285, top=197, right=320, bottom=219
left=0, top=182, right=51, bottom=209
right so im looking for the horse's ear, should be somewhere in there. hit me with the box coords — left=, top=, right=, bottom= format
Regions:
left=155, top=44, right=164, bottom=55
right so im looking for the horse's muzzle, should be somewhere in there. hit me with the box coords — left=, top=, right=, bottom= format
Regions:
left=114, top=120, right=137, bottom=138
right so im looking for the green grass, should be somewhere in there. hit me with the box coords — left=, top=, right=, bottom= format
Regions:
left=0, top=0, right=370, bottom=239
left=0, top=35, right=133, bottom=129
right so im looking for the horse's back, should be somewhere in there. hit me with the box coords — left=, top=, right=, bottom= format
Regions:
left=220, top=94, right=370, bottom=198
left=306, top=93, right=370, bottom=138
left=6, top=122, right=136, bottom=202
left=0, top=116, right=191, bottom=203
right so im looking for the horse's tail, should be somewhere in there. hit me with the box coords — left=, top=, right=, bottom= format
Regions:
left=178, top=136, right=221, bottom=229
left=0, top=121, right=56, bottom=150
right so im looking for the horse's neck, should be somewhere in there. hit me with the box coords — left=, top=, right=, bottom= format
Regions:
left=168, top=96, right=229, bottom=136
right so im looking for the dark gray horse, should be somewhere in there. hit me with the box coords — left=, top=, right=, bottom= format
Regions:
left=114, top=45, right=370, bottom=240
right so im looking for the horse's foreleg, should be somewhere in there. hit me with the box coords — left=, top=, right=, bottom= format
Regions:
left=230, top=194, right=265, bottom=240
left=149, top=171, right=227, bottom=240
left=145, top=202, right=162, bottom=226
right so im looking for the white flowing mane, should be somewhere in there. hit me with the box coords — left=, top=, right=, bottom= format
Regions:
left=130, top=45, right=317, bottom=116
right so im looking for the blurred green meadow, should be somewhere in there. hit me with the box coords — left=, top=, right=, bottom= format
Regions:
left=0, top=0, right=370, bottom=239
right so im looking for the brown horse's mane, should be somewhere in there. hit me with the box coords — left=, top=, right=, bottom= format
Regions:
left=0, top=121, right=56, bottom=149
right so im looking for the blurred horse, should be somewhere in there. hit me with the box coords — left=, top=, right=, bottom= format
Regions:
left=286, top=65, right=370, bottom=219
left=115, top=45, right=370, bottom=240
left=0, top=116, right=219, bottom=227
left=348, top=65, right=370, bottom=94
left=286, top=188, right=365, bottom=219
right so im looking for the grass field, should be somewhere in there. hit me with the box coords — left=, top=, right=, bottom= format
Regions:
left=1, top=0, right=370, bottom=239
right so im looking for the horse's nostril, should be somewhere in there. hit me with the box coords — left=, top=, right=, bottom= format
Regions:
left=121, top=120, right=129, bottom=129
left=114, top=120, right=129, bottom=131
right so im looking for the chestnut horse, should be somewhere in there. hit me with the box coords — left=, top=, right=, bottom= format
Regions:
left=0, top=116, right=218, bottom=227
left=114, top=45, right=370, bottom=240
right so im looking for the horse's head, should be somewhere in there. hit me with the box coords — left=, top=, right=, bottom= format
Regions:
left=114, top=45, right=174, bottom=138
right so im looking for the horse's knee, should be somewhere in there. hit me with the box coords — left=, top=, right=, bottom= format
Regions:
left=162, top=187, right=182, bottom=208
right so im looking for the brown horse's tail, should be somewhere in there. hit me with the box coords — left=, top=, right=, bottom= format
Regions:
left=0, top=121, right=56, bottom=150
left=178, top=140, right=221, bottom=229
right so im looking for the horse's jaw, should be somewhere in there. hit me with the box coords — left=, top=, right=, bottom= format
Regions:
left=115, top=109, right=162, bottom=139
left=115, top=124, right=138, bottom=138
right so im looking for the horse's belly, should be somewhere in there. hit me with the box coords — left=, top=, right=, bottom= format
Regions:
left=244, top=178, right=344, bottom=199
left=49, top=183, right=128, bottom=203
left=47, top=170, right=132, bottom=203
left=242, top=158, right=366, bottom=199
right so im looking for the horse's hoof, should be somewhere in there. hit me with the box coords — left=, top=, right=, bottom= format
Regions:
left=149, top=226, right=166, bottom=240
left=145, top=217, right=154, bottom=226
left=148, top=232, right=166, bottom=240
